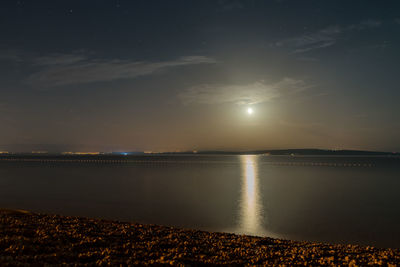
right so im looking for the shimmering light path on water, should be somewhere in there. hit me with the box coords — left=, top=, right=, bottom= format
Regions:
left=239, top=155, right=264, bottom=235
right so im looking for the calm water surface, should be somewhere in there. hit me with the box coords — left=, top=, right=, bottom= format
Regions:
left=1, top=155, right=399, bottom=248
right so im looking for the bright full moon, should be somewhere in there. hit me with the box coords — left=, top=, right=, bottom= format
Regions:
left=247, top=107, right=253, bottom=115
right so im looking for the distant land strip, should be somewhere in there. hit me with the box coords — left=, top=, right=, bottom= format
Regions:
left=0, top=148, right=398, bottom=156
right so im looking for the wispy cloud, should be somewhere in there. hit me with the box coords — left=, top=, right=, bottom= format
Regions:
left=292, top=41, right=336, bottom=54
left=27, top=54, right=216, bottom=87
left=0, top=50, right=22, bottom=62
left=276, top=26, right=341, bottom=54
left=347, top=19, right=382, bottom=30
left=178, top=78, right=311, bottom=105
left=276, top=19, right=382, bottom=54
left=33, top=54, right=88, bottom=66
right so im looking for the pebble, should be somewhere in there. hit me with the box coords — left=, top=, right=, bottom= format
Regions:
left=0, top=210, right=399, bottom=265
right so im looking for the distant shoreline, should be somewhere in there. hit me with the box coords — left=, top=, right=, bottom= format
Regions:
left=1, top=209, right=399, bottom=265
left=0, top=148, right=398, bottom=156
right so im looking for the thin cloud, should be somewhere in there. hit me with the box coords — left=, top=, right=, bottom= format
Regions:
left=0, top=50, right=22, bottom=62
left=292, top=41, right=336, bottom=54
left=27, top=54, right=216, bottom=87
left=276, top=26, right=341, bottom=54
left=33, top=54, right=87, bottom=66
left=178, top=78, right=311, bottom=105
left=347, top=19, right=382, bottom=30
left=277, top=19, right=382, bottom=54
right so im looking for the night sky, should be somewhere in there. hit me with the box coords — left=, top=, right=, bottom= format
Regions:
left=1, top=0, right=400, bottom=152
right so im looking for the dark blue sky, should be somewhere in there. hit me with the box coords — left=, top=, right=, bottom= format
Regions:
left=1, top=0, right=400, bottom=152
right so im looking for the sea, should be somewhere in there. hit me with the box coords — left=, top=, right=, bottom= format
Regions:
left=0, top=154, right=399, bottom=248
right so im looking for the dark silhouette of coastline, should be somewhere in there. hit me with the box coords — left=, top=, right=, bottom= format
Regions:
left=0, top=148, right=398, bottom=158
left=189, top=149, right=397, bottom=156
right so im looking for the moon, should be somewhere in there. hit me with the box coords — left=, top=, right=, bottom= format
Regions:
left=247, top=107, right=253, bottom=115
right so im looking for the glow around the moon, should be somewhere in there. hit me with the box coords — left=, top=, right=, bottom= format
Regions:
left=247, top=107, right=253, bottom=115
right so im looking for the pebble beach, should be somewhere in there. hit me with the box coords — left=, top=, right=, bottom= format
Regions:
left=1, top=209, right=399, bottom=266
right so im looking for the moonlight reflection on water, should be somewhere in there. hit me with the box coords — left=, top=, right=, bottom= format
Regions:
left=239, top=155, right=266, bottom=236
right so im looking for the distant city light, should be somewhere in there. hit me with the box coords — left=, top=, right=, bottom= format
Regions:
left=61, top=152, right=102, bottom=155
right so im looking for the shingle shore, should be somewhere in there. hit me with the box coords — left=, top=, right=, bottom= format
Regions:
left=1, top=209, right=399, bottom=266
